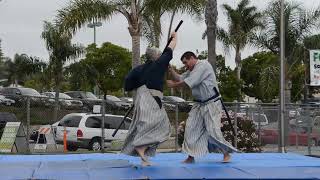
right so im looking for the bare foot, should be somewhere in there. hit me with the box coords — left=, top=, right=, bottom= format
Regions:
left=141, top=157, right=151, bottom=166
left=135, top=146, right=149, bottom=165
left=182, top=156, right=195, bottom=164
left=222, top=153, right=231, bottom=163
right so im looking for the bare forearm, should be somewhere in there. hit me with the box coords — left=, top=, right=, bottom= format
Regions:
left=170, top=68, right=181, bottom=82
left=174, top=81, right=187, bottom=88
left=168, top=80, right=187, bottom=88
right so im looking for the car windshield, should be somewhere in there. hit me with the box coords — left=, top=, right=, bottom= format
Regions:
left=107, top=95, right=121, bottom=101
left=81, top=92, right=98, bottom=99
left=59, top=93, right=72, bottom=99
left=169, top=96, right=185, bottom=102
left=20, top=88, right=41, bottom=96
left=122, top=97, right=133, bottom=102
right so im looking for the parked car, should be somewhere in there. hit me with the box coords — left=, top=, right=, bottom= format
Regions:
left=120, top=97, right=133, bottom=105
left=42, top=92, right=83, bottom=109
left=106, top=95, right=131, bottom=110
left=289, top=110, right=301, bottom=118
left=290, top=115, right=320, bottom=135
left=0, top=87, right=46, bottom=106
left=64, top=91, right=102, bottom=111
left=259, top=122, right=320, bottom=146
left=0, top=95, right=15, bottom=106
left=237, top=112, right=269, bottom=126
left=53, top=113, right=131, bottom=151
left=163, top=96, right=190, bottom=112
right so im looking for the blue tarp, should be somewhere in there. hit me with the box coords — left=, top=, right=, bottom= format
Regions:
left=0, top=153, right=319, bottom=179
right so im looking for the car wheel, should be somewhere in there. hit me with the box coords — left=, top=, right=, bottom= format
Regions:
left=89, top=138, right=101, bottom=151
left=67, top=144, right=78, bottom=151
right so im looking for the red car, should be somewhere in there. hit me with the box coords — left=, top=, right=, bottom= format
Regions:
left=259, top=123, right=320, bottom=146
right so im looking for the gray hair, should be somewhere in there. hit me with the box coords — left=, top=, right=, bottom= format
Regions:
left=145, top=47, right=161, bottom=61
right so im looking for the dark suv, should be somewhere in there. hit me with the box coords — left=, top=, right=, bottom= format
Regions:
left=0, top=87, right=45, bottom=106
left=64, top=91, right=102, bottom=111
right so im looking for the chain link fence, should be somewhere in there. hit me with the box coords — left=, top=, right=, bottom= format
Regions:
left=0, top=95, right=319, bottom=156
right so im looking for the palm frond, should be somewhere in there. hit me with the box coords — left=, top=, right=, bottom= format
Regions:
left=56, top=0, right=117, bottom=34
left=217, top=28, right=232, bottom=53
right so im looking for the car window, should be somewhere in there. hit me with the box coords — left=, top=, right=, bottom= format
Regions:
left=252, top=114, right=267, bottom=122
left=1, top=88, right=11, bottom=94
left=81, top=92, right=97, bottom=99
left=108, top=116, right=131, bottom=130
left=84, top=115, right=131, bottom=129
left=58, top=115, right=82, bottom=127
left=12, top=89, right=19, bottom=95
left=85, top=116, right=112, bottom=129
left=19, top=88, right=41, bottom=96
left=44, top=93, right=53, bottom=98
left=59, top=93, right=72, bottom=99
left=85, top=116, right=102, bottom=128
left=106, top=95, right=121, bottom=102
left=65, top=92, right=76, bottom=98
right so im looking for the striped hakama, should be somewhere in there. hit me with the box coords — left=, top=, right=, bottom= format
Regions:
left=182, top=100, right=238, bottom=157
left=121, top=85, right=171, bottom=157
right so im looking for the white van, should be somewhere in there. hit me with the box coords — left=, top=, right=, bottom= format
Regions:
left=53, top=113, right=131, bottom=151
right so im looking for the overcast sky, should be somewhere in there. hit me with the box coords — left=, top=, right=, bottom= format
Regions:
left=1, top=0, right=319, bottom=68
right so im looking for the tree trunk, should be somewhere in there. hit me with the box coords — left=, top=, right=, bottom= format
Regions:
left=153, top=11, right=161, bottom=48
left=235, top=49, right=242, bottom=101
left=53, top=59, right=63, bottom=122
left=53, top=74, right=61, bottom=123
left=127, top=4, right=142, bottom=69
left=205, top=0, right=218, bottom=73
left=131, top=35, right=141, bottom=68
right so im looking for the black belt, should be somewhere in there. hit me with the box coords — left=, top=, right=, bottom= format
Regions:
left=153, top=96, right=162, bottom=109
left=194, top=87, right=220, bottom=103
left=194, top=93, right=220, bottom=103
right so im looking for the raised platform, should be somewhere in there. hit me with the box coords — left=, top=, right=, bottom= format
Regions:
left=0, top=153, right=319, bottom=179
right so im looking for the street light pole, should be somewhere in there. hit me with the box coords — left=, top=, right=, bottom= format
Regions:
left=87, top=20, right=102, bottom=96
left=279, top=0, right=286, bottom=153
left=87, top=20, right=102, bottom=44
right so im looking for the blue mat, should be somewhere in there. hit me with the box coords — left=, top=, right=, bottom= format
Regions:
left=0, top=153, right=319, bottom=179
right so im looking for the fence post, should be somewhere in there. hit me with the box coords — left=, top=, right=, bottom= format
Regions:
left=234, top=101, right=238, bottom=149
left=258, top=104, right=262, bottom=145
left=175, top=104, right=179, bottom=152
left=26, top=96, right=30, bottom=154
left=101, top=100, right=106, bottom=153
left=307, top=107, right=312, bottom=155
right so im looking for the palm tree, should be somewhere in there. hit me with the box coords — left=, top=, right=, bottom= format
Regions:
left=254, top=0, right=320, bottom=103
left=56, top=0, right=151, bottom=68
left=56, top=0, right=205, bottom=68
left=203, top=0, right=218, bottom=72
left=142, top=8, right=162, bottom=48
left=145, top=0, right=205, bottom=47
left=217, top=0, right=263, bottom=101
left=41, top=21, right=83, bottom=121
